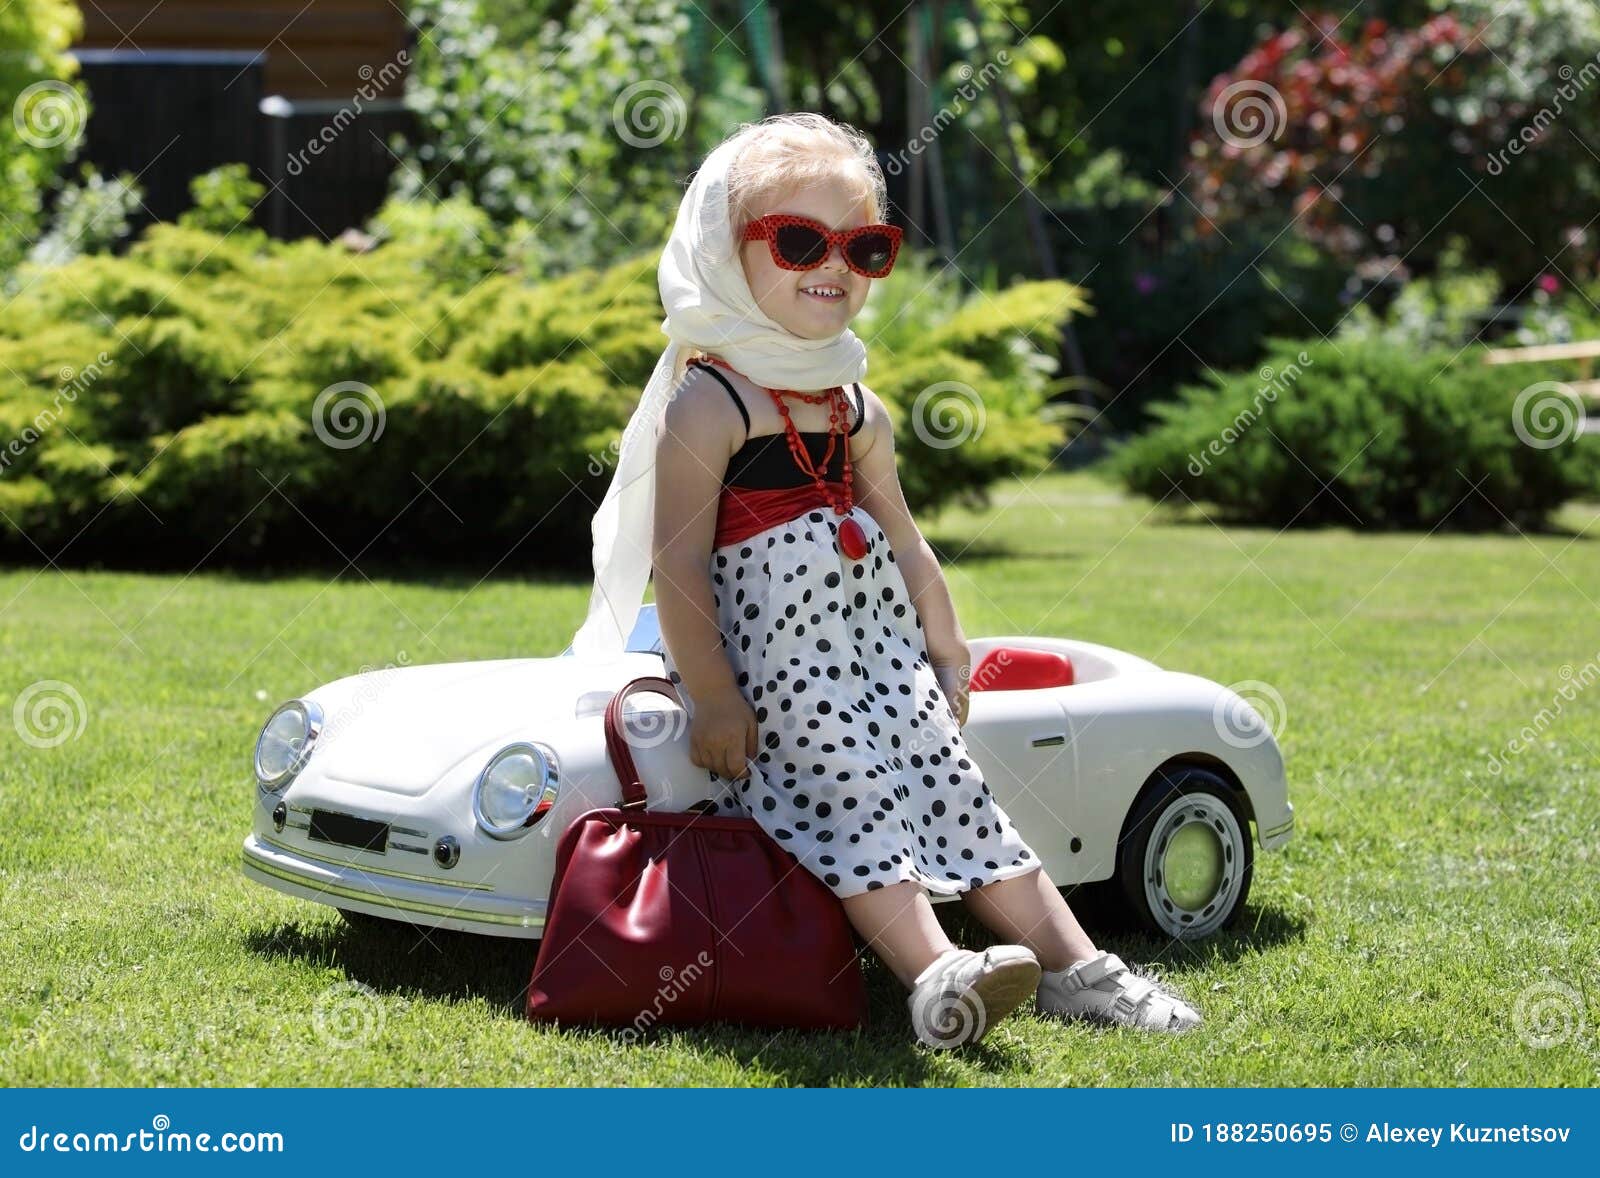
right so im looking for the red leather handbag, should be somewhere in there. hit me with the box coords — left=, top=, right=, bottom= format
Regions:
left=525, top=675, right=869, bottom=1031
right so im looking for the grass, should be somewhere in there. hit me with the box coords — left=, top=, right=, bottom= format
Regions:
left=3, top=466, right=1598, bottom=1086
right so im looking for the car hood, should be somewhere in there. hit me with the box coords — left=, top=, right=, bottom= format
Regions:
left=302, top=652, right=664, bottom=796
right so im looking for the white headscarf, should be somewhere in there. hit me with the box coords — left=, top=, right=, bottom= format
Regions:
left=568, top=130, right=870, bottom=663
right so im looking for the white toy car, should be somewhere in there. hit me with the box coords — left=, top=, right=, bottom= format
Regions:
left=242, top=604, right=1293, bottom=941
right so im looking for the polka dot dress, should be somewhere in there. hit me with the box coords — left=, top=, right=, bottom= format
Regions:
left=661, top=503, right=1040, bottom=900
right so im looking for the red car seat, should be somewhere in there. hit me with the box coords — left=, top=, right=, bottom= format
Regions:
left=969, top=646, right=1075, bottom=691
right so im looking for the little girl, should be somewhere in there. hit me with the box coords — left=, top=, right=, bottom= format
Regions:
left=575, top=113, right=1200, bottom=1047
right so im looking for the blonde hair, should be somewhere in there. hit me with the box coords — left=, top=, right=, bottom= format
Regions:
left=673, top=113, right=887, bottom=381
left=724, top=112, right=887, bottom=237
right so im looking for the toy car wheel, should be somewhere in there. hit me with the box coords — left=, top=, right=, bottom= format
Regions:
left=1116, top=765, right=1253, bottom=940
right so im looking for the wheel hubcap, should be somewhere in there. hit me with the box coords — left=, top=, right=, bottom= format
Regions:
left=1142, top=792, right=1246, bottom=938
left=1164, top=822, right=1224, bottom=910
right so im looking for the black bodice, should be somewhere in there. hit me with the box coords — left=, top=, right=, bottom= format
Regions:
left=690, top=359, right=864, bottom=490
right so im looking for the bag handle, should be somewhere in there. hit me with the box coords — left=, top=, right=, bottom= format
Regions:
left=603, top=675, right=683, bottom=810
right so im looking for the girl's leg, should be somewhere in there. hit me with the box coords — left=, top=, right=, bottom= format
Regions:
left=958, top=866, right=1097, bottom=972
left=840, top=880, right=958, bottom=989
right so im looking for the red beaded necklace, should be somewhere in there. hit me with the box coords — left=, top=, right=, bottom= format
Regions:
left=700, top=354, right=871, bottom=560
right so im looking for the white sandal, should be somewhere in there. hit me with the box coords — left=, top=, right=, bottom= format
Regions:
left=906, top=945, right=1041, bottom=1050
left=1036, top=950, right=1202, bottom=1033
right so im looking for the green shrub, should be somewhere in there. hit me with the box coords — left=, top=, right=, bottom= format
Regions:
left=389, top=0, right=691, bottom=280
left=1105, top=337, right=1597, bottom=530
left=365, top=192, right=500, bottom=290
left=0, top=220, right=1081, bottom=569
left=177, top=163, right=267, bottom=240
left=0, top=0, right=85, bottom=280
left=855, top=258, right=1090, bottom=513
left=26, top=163, right=144, bottom=267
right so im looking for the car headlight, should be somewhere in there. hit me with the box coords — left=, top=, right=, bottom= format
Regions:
left=254, top=700, right=323, bottom=790
left=472, top=742, right=559, bottom=839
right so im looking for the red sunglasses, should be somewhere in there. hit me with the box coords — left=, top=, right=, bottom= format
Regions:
left=741, top=213, right=903, bottom=278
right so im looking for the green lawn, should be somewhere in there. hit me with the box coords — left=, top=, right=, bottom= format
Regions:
left=3, top=467, right=1598, bottom=1086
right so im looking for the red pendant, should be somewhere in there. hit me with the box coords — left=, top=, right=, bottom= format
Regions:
left=839, top=516, right=869, bottom=560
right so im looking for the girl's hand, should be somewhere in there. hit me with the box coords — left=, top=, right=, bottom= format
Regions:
left=934, top=658, right=970, bottom=728
left=688, top=687, right=759, bottom=780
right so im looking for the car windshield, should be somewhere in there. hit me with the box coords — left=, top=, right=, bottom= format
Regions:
left=559, top=604, right=663, bottom=656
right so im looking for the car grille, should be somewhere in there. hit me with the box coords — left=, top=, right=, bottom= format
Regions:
left=285, top=804, right=432, bottom=855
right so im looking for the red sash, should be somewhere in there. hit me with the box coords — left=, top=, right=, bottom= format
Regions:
left=714, top=480, right=848, bottom=548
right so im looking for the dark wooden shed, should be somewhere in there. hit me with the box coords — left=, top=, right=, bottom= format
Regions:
left=68, top=1, right=418, bottom=240
left=74, top=0, right=411, bottom=101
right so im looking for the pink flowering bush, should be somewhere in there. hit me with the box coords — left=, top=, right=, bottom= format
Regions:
left=1188, top=10, right=1599, bottom=288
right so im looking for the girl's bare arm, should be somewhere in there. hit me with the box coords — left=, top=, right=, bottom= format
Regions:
left=651, top=370, right=758, bottom=777
left=849, top=386, right=972, bottom=709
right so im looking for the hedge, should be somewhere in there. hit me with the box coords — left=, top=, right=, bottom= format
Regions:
left=0, top=222, right=1082, bottom=570
left=1104, top=337, right=1597, bottom=531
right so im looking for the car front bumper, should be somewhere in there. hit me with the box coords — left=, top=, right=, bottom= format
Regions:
left=1258, top=801, right=1294, bottom=850
left=241, top=833, right=546, bottom=939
